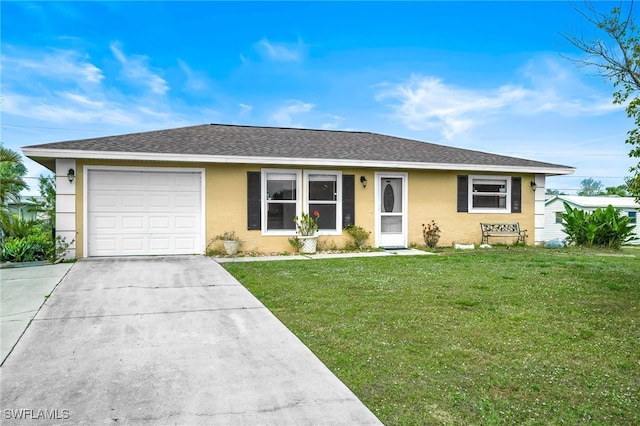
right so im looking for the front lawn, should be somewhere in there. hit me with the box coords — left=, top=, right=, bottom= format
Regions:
left=223, top=250, right=639, bottom=425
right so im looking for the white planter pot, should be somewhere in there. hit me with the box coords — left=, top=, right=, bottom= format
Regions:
left=298, top=236, right=318, bottom=254
left=223, top=240, right=240, bottom=255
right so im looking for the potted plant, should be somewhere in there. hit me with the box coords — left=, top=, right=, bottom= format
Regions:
left=212, top=230, right=242, bottom=255
left=293, top=211, right=320, bottom=254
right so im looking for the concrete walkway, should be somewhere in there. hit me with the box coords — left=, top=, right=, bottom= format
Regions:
left=216, top=247, right=433, bottom=263
left=0, top=256, right=381, bottom=425
left=1, top=262, right=74, bottom=364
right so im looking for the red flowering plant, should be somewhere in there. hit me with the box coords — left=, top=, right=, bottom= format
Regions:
left=293, top=210, right=320, bottom=236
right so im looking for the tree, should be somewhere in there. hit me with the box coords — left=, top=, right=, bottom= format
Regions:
left=33, top=174, right=56, bottom=225
left=605, top=184, right=630, bottom=196
left=577, top=178, right=605, bottom=196
left=0, top=145, right=28, bottom=205
left=563, top=2, right=640, bottom=202
left=546, top=188, right=566, bottom=196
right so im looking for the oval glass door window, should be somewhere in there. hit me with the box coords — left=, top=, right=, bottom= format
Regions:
left=383, top=183, right=395, bottom=212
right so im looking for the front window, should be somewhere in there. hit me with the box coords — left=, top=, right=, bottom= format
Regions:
left=469, top=175, right=511, bottom=213
left=262, top=169, right=342, bottom=235
left=306, top=171, right=342, bottom=233
left=265, top=171, right=300, bottom=232
left=629, top=211, right=637, bottom=224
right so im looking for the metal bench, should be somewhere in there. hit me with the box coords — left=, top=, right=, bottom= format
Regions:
left=480, top=223, right=527, bottom=245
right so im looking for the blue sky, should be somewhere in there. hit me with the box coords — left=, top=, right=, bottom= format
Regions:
left=2, top=1, right=636, bottom=195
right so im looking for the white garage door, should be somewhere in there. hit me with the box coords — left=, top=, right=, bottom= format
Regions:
left=87, top=169, right=203, bottom=256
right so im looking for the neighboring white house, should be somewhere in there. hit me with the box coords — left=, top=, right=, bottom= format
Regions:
left=4, top=196, right=45, bottom=221
left=544, top=195, right=640, bottom=245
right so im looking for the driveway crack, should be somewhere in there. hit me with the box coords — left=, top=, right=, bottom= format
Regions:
left=32, top=306, right=266, bottom=322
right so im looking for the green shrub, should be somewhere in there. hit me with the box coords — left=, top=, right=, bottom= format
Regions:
left=0, top=215, right=41, bottom=239
left=1, top=234, right=50, bottom=262
left=559, top=202, right=637, bottom=249
left=344, top=224, right=371, bottom=249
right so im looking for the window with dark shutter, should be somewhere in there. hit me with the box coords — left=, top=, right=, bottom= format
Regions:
left=457, top=175, right=468, bottom=212
left=342, top=175, right=355, bottom=227
left=247, top=172, right=261, bottom=230
left=511, top=177, right=522, bottom=213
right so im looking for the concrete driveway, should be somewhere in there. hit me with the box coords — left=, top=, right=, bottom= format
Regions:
left=1, top=262, right=74, bottom=364
left=0, top=256, right=381, bottom=425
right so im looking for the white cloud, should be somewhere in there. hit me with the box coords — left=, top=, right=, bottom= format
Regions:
left=1, top=45, right=216, bottom=135
left=110, top=42, right=169, bottom=95
left=269, top=100, right=315, bottom=127
left=376, top=58, right=622, bottom=140
left=1, top=49, right=103, bottom=85
left=377, top=75, right=530, bottom=139
left=255, top=37, right=307, bottom=62
left=320, top=114, right=345, bottom=130
left=177, top=59, right=211, bottom=93
left=238, top=103, right=253, bottom=116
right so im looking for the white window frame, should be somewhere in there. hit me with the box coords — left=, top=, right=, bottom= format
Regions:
left=468, top=175, right=512, bottom=214
left=555, top=212, right=563, bottom=224
left=304, top=170, right=343, bottom=236
left=261, top=169, right=302, bottom=236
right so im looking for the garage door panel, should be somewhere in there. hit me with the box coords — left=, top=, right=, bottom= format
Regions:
left=121, top=216, right=146, bottom=231
left=175, top=193, right=200, bottom=209
left=122, top=237, right=145, bottom=252
left=172, top=172, right=200, bottom=187
left=149, top=216, right=171, bottom=231
left=121, top=194, right=145, bottom=209
left=149, top=237, right=171, bottom=251
left=175, top=237, right=198, bottom=250
left=92, top=237, right=117, bottom=254
left=149, top=195, right=171, bottom=208
left=88, top=170, right=203, bottom=256
left=91, top=193, right=119, bottom=210
left=91, top=171, right=144, bottom=190
left=91, top=215, right=118, bottom=231
left=175, top=216, right=197, bottom=229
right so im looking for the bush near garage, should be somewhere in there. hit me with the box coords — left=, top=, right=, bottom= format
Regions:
left=0, top=216, right=65, bottom=263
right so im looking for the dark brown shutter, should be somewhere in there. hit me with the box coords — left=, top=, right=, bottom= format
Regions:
left=342, top=175, right=355, bottom=227
left=457, top=175, right=468, bottom=212
left=511, top=177, right=522, bottom=213
left=247, top=172, right=261, bottom=230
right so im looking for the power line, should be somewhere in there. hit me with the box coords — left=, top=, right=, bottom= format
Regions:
left=2, top=123, right=107, bottom=133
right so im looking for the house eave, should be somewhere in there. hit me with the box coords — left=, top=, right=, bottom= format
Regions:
left=21, top=148, right=576, bottom=176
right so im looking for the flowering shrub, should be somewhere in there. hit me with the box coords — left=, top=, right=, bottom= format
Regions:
left=294, top=211, right=320, bottom=236
left=422, top=220, right=441, bottom=248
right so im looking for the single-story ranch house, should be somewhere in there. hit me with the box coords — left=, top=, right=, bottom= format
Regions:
left=22, top=124, right=575, bottom=258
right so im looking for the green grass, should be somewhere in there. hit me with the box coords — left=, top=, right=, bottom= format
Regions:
left=223, top=250, right=639, bottom=425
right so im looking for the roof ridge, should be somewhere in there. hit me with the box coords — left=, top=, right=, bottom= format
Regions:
left=207, top=122, right=372, bottom=135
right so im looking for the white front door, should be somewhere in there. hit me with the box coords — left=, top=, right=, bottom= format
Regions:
left=376, top=173, right=407, bottom=248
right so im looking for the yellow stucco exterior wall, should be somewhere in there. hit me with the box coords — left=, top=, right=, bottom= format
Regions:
left=74, top=160, right=536, bottom=257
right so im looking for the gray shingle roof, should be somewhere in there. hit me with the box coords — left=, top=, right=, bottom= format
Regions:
left=23, top=123, right=572, bottom=171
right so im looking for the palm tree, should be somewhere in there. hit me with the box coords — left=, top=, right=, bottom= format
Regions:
left=0, top=146, right=28, bottom=205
